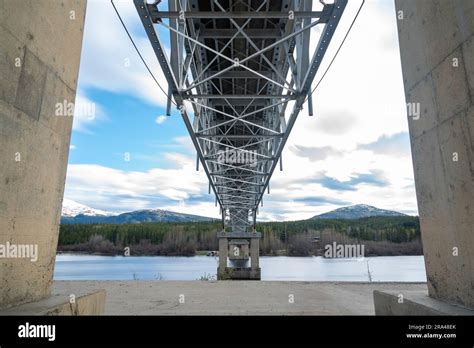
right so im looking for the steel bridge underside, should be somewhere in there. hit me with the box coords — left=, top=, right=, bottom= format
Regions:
left=135, top=0, right=347, bottom=233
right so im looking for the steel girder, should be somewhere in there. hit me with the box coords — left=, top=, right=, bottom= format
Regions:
left=134, top=0, right=347, bottom=232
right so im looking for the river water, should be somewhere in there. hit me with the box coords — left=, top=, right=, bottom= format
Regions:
left=54, top=254, right=426, bottom=282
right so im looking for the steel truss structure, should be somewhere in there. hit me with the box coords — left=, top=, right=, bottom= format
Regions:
left=134, top=0, right=347, bottom=233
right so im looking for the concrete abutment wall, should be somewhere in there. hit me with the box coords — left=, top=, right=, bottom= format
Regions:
left=0, top=0, right=86, bottom=309
left=395, top=0, right=474, bottom=308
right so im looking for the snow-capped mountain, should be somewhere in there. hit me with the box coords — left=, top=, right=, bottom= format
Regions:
left=104, top=209, right=215, bottom=224
left=312, top=204, right=407, bottom=219
left=60, top=200, right=216, bottom=224
left=61, top=199, right=114, bottom=217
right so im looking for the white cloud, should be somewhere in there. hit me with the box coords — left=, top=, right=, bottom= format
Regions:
left=358, top=132, right=412, bottom=157
left=78, top=0, right=171, bottom=107
left=64, top=152, right=219, bottom=218
left=155, top=115, right=167, bottom=124
left=70, top=145, right=76, bottom=150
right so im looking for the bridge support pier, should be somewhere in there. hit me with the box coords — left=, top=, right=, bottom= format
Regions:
left=217, top=231, right=261, bottom=280
left=374, top=0, right=474, bottom=314
left=218, top=237, right=228, bottom=273
left=250, top=237, right=259, bottom=271
left=0, top=0, right=105, bottom=314
left=0, top=0, right=95, bottom=311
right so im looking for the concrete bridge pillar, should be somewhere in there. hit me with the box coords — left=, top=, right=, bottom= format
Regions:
left=218, top=237, right=228, bottom=274
left=375, top=0, right=474, bottom=314
left=217, top=231, right=261, bottom=280
left=0, top=0, right=88, bottom=309
left=250, top=237, right=259, bottom=270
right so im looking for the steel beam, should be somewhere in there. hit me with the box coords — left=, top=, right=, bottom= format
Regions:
left=149, top=11, right=325, bottom=19
left=200, top=29, right=280, bottom=39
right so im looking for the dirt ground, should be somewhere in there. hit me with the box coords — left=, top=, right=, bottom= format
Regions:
left=54, top=281, right=427, bottom=315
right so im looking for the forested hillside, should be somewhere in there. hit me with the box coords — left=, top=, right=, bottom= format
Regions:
left=58, top=216, right=422, bottom=256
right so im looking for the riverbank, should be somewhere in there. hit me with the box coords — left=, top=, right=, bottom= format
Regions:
left=57, top=239, right=423, bottom=257
left=52, top=280, right=428, bottom=315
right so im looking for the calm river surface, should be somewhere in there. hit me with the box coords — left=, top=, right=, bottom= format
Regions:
left=54, top=254, right=426, bottom=282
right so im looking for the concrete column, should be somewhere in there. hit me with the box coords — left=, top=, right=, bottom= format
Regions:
left=218, top=238, right=228, bottom=271
left=241, top=243, right=249, bottom=258
left=395, top=0, right=474, bottom=308
left=0, top=0, right=86, bottom=309
left=250, top=238, right=259, bottom=269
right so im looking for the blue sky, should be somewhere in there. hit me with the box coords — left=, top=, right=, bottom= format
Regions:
left=65, top=0, right=418, bottom=220
left=69, top=88, right=187, bottom=171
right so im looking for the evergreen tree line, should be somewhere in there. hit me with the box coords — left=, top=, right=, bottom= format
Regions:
left=58, top=216, right=421, bottom=256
